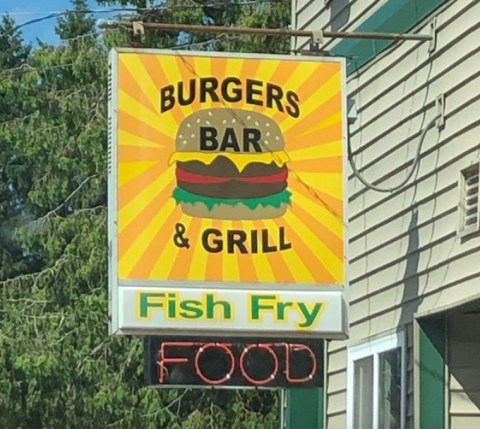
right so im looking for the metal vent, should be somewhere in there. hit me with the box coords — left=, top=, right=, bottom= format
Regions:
left=459, top=164, right=480, bottom=236
left=465, top=172, right=479, bottom=225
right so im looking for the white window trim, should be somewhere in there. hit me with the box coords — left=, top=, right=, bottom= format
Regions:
left=347, top=331, right=406, bottom=429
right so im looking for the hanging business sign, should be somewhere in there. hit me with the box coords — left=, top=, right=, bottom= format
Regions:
left=108, top=48, right=347, bottom=337
left=144, top=336, right=324, bottom=389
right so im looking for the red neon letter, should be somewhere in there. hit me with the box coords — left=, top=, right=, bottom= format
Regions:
left=194, top=343, right=235, bottom=385
left=157, top=342, right=193, bottom=383
left=285, top=343, right=317, bottom=383
left=239, top=344, right=279, bottom=385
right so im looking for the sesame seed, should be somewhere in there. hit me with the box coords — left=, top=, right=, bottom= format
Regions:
left=182, top=140, right=188, bottom=145
left=264, top=140, right=269, bottom=145
left=275, top=136, right=280, bottom=141
left=186, top=123, right=191, bottom=128
left=231, top=118, right=236, bottom=123
left=208, top=111, right=213, bottom=116
left=196, top=118, right=200, bottom=123
left=206, top=120, right=210, bottom=125
left=178, top=134, right=183, bottom=139
left=266, top=122, right=270, bottom=127
left=191, top=133, right=195, bottom=138
left=255, top=121, right=259, bottom=126
left=266, top=132, right=270, bottom=137
left=247, top=115, right=251, bottom=120
left=222, top=119, right=227, bottom=124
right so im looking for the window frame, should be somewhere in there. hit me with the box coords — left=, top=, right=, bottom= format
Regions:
left=347, top=331, right=406, bottom=429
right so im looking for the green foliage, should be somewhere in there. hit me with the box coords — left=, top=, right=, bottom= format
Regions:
left=0, top=0, right=288, bottom=427
left=97, top=0, right=291, bottom=53
left=0, top=15, right=36, bottom=281
left=56, top=0, right=97, bottom=41
left=0, top=15, right=30, bottom=68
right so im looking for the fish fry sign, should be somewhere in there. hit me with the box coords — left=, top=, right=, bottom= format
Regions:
left=109, top=49, right=347, bottom=337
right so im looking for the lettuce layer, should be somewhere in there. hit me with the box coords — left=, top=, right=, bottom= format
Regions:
left=172, top=187, right=292, bottom=210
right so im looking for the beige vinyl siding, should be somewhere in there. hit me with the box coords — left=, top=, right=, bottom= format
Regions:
left=292, top=0, right=480, bottom=427
left=345, top=0, right=480, bottom=334
left=326, top=410, right=346, bottom=429
left=448, top=314, right=480, bottom=428
left=292, top=0, right=384, bottom=52
left=325, top=343, right=347, bottom=426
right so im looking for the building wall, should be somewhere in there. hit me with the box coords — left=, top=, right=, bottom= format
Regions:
left=293, top=0, right=480, bottom=427
left=292, top=0, right=384, bottom=53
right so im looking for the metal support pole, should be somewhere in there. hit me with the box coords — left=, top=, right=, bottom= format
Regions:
left=99, top=20, right=433, bottom=42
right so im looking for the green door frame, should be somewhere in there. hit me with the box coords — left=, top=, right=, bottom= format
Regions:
left=415, top=316, right=446, bottom=429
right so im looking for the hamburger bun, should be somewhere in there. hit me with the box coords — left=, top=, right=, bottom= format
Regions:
left=170, top=108, right=291, bottom=220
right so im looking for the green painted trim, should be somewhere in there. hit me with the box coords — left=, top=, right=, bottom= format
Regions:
left=330, top=0, right=449, bottom=75
left=286, top=388, right=324, bottom=429
left=418, top=317, right=445, bottom=429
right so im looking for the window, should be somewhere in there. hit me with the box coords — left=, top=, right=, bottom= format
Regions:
left=347, top=332, right=405, bottom=429
left=459, top=163, right=480, bottom=236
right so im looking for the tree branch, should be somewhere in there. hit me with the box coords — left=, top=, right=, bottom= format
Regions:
left=31, top=173, right=103, bottom=226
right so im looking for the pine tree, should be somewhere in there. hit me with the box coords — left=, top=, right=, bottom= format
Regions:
left=0, top=16, right=35, bottom=282
left=56, top=0, right=97, bottom=41
left=0, top=0, right=286, bottom=426
left=0, top=15, right=30, bottom=69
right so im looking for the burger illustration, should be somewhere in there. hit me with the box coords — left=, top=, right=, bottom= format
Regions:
left=169, top=108, right=291, bottom=220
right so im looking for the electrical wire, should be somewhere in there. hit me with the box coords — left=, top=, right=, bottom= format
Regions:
left=5, top=2, right=286, bottom=15
left=171, top=48, right=344, bottom=220
left=0, top=58, right=105, bottom=78
left=6, top=2, right=289, bottom=32
left=348, top=113, right=441, bottom=193
left=0, top=31, right=230, bottom=78
left=2, top=8, right=340, bottom=220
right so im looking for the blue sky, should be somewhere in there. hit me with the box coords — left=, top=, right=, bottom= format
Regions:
left=0, top=0, right=118, bottom=45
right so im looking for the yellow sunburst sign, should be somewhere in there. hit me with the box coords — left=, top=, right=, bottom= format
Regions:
left=109, top=49, right=347, bottom=337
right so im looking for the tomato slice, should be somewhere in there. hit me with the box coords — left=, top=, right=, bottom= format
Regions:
left=176, top=168, right=288, bottom=184
left=176, top=169, right=230, bottom=184
left=241, top=170, right=288, bottom=183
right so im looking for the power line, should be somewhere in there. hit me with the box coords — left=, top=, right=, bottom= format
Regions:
left=4, top=9, right=134, bottom=17
left=6, top=2, right=289, bottom=32
left=0, top=31, right=231, bottom=78
left=0, top=58, right=105, bottom=78
left=5, top=2, right=285, bottom=15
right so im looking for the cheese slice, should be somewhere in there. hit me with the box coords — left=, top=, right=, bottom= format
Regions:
left=168, top=151, right=289, bottom=172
